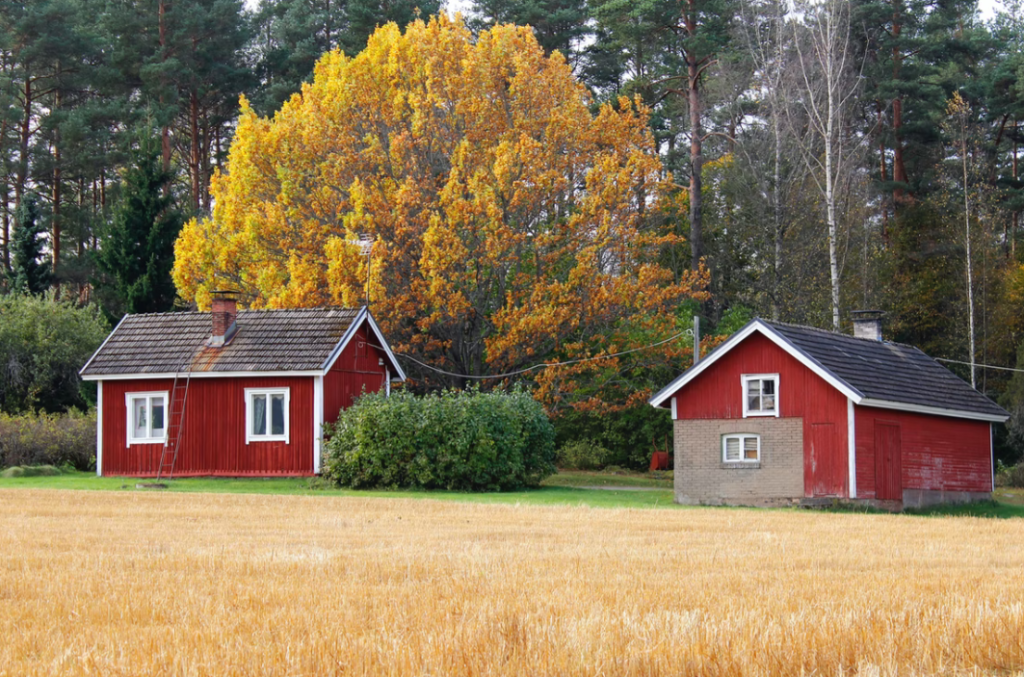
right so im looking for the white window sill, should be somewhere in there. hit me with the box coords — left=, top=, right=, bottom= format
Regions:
left=743, top=411, right=778, bottom=418
left=128, top=436, right=166, bottom=445
left=247, top=435, right=289, bottom=444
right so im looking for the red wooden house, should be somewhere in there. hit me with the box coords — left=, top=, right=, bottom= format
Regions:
left=649, top=314, right=1008, bottom=508
left=80, top=295, right=405, bottom=477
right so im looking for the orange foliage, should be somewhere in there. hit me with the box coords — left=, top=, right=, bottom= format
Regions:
left=173, top=16, right=706, bottom=409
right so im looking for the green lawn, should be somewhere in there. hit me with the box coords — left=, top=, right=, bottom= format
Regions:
left=2, top=469, right=1022, bottom=516
left=0, top=470, right=679, bottom=509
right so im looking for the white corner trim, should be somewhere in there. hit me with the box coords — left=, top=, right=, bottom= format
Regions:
left=670, top=396, right=677, bottom=420
left=79, top=314, right=128, bottom=377
left=649, top=320, right=863, bottom=409
left=847, top=398, right=857, bottom=499
left=244, top=387, right=291, bottom=445
left=385, top=368, right=391, bottom=397
left=96, top=381, right=103, bottom=477
left=857, top=398, right=1009, bottom=423
left=990, top=423, right=995, bottom=492
left=124, top=391, right=169, bottom=447
left=741, top=373, right=780, bottom=418
left=313, top=376, right=323, bottom=474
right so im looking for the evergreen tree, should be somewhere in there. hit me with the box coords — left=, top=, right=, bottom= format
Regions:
left=468, top=0, right=591, bottom=63
left=7, top=193, right=52, bottom=294
left=96, top=133, right=183, bottom=317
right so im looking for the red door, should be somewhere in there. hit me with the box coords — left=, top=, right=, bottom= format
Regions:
left=808, top=423, right=844, bottom=497
left=874, top=422, right=902, bottom=500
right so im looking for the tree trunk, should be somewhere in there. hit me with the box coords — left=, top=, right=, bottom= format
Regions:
left=160, top=0, right=172, bottom=172
left=685, top=4, right=703, bottom=271
left=52, top=83, right=62, bottom=279
left=890, top=4, right=907, bottom=206
left=16, top=77, right=32, bottom=206
left=190, top=88, right=201, bottom=212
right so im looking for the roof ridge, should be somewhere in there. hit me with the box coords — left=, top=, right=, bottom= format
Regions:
left=757, top=318, right=924, bottom=352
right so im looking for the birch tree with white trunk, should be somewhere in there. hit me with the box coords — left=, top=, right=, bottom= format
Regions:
left=791, top=0, right=860, bottom=331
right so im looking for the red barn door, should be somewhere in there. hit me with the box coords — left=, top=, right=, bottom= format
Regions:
left=808, top=422, right=845, bottom=497
left=874, top=422, right=903, bottom=500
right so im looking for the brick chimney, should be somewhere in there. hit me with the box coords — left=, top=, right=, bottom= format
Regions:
left=209, top=290, right=239, bottom=347
left=851, top=310, right=884, bottom=341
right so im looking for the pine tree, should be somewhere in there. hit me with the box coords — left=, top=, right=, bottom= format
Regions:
left=468, top=0, right=591, bottom=63
left=96, top=133, right=183, bottom=317
left=7, top=193, right=53, bottom=294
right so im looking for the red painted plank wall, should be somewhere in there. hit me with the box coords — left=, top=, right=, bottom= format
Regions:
left=324, top=325, right=388, bottom=424
left=854, top=407, right=991, bottom=496
left=672, top=333, right=850, bottom=497
left=102, top=376, right=314, bottom=476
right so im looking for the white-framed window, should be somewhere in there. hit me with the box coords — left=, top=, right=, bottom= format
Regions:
left=125, top=392, right=168, bottom=446
left=722, top=434, right=761, bottom=463
left=245, top=388, right=290, bottom=444
left=742, top=374, right=779, bottom=417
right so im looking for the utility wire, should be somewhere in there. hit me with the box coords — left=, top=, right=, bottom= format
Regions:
left=935, top=358, right=1024, bottom=374
left=371, top=328, right=695, bottom=381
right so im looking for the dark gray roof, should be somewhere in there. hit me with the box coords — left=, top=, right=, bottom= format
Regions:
left=762, top=320, right=1008, bottom=419
left=81, top=307, right=363, bottom=376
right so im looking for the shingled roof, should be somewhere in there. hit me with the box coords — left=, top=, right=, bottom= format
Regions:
left=80, top=306, right=403, bottom=378
left=650, top=318, right=1009, bottom=422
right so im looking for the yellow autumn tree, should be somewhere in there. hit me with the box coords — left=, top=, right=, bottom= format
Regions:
left=173, top=15, right=707, bottom=410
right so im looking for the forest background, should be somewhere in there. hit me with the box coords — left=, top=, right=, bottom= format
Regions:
left=4, top=0, right=1024, bottom=470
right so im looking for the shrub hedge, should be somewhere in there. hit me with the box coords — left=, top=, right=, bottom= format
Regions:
left=322, top=388, right=556, bottom=491
left=0, top=409, right=96, bottom=471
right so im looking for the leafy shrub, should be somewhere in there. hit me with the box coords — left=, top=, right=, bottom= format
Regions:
left=1001, top=463, right=1024, bottom=489
left=0, top=410, right=96, bottom=471
left=322, top=388, right=556, bottom=491
left=553, top=404, right=672, bottom=470
left=556, top=440, right=612, bottom=470
left=0, top=292, right=109, bottom=413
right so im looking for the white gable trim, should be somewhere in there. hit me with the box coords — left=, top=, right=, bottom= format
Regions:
left=79, top=314, right=128, bottom=377
left=320, top=307, right=407, bottom=381
left=648, top=320, right=862, bottom=408
left=858, top=398, right=1008, bottom=423
left=82, top=370, right=321, bottom=381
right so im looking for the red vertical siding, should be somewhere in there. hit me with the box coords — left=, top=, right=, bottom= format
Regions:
left=672, top=332, right=850, bottom=497
left=323, top=325, right=388, bottom=424
left=101, top=376, right=314, bottom=476
left=854, top=407, right=991, bottom=496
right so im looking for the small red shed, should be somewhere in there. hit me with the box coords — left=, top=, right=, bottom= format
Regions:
left=80, top=296, right=405, bottom=477
left=649, top=316, right=1009, bottom=508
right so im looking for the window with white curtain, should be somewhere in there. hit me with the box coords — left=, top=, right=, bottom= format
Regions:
left=126, top=392, right=168, bottom=445
left=245, top=388, right=290, bottom=444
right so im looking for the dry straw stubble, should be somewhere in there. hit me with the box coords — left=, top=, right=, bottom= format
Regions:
left=0, top=489, right=1022, bottom=676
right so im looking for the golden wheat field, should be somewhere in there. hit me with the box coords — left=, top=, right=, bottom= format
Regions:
left=1, top=490, right=1022, bottom=677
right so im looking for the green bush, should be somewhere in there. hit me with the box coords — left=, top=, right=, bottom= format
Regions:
left=1001, top=463, right=1024, bottom=489
left=556, top=440, right=612, bottom=470
left=553, top=404, right=672, bottom=470
left=322, top=388, right=556, bottom=491
left=0, top=410, right=96, bottom=471
left=0, top=292, right=109, bottom=413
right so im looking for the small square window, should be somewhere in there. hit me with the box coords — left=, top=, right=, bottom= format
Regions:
left=742, top=374, right=779, bottom=417
left=723, top=434, right=760, bottom=463
left=126, top=392, right=168, bottom=445
left=246, top=388, right=290, bottom=443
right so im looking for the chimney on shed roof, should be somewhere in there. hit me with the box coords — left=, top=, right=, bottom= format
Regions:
left=851, top=310, right=884, bottom=341
left=209, top=290, right=239, bottom=347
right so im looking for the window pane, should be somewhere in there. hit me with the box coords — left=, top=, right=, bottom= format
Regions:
left=133, top=399, right=147, bottom=439
left=151, top=398, right=165, bottom=436
left=761, top=380, right=775, bottom=396
left=743, top=437, right=758, bottom=460
left=270, top=394, right=285, bottom=436
left=252, top=394, right=267, bottom=436
left=762, top=394, right=775, bottom=411
left=725, top=438, right=740, bottom=461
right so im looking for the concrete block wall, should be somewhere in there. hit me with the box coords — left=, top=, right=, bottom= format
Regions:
left=674, top=417, right=804, bottom=506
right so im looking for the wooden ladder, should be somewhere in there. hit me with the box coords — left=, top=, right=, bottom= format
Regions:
left=156, top=360, right=193, bottom=481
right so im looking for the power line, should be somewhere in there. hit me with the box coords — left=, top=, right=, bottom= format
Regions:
left=935, top=358, right=1024, bottom=374
left=372, top=328, right=695, bottom=381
